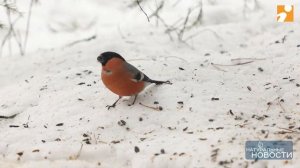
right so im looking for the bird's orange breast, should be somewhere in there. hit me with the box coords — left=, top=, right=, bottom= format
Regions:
left=101, top=58, right=145, bottom=96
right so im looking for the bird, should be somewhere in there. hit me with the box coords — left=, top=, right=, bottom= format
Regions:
left=97, top=51, right=171, bottom=109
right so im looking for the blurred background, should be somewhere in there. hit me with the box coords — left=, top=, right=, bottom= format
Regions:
left=0, top=0, right=275, bottom=57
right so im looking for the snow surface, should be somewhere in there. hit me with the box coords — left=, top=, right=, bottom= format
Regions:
left=0, top=0, right=300, bottom=167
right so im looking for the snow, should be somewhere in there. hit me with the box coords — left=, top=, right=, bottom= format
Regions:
left=1, top=0, right=300, bottom=167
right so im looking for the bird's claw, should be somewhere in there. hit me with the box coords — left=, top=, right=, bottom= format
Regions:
left=106, top=104, right=116, bottom=110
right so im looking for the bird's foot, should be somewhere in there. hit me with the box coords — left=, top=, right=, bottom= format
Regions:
left=106, top=96, right=122, bottom=110
left=106, top=104, right=116, bottom=110
left=127, top=102, right=135, bottom=106
left=128, top=95, right=138, bottom=106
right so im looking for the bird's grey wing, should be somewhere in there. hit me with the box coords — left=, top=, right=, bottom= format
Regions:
left=124, top=62, right=150, bottom=82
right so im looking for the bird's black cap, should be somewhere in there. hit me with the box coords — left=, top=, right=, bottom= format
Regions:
left=97, top=52, right=125, bottom=66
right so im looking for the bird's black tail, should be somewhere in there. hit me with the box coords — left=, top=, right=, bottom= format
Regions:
left=142, top=74, right=172, bottom=85
left=147, top=79, right=172, bottom=85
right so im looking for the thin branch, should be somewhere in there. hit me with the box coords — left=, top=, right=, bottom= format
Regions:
left=23, top=0, right=34, bottom=55
left=231, top=58, right=266, bottom=61
left=178, top=8, right=192, bottom=41
left=184, top=28, right=222, bottom=42
left=137, top=0, right=150, bottom=22
left=65, top=35, right=97, bottom=47
left=69, top=143, right=83, bottom=160
left=139, top=102, right=162, bottom=111
left=1, top=1, right=24, bottom=56
left=211, top=61, right=254, bottom=67
left=149, top=1, right=164, bottom=25
left=0, top=114, right=18, bottom=119
left=211, top=63, right=227, bottom=72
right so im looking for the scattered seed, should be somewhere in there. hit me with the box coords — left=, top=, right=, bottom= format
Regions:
left=111, top=140, right=120, bottom=144
left=211, top=97, right=219, bottom=101
left=134, top=146, right=140, bottom=153
left=158, top=106, right=163, bottom=111
left=220, top=50, right=227, bottom=54
left=78, top=82, right=85, bottom=85
left=55, top=138, right=61, bottom=141
left=183, top=127, right=188, bottom=131
left=9, top=125, right=19, bottom=128
left=118, top=120, right=126, bottom=126
left=219, top=160, right=232, bottom=165
left=258, top=67, right=264, bottom=72
left=17, top=152, right=23, bottom=157
left=56, top=123, right=64, bottom=126
left=285, top=116, right=291, bottom=120
left=179, top=67, right=185, bottom=70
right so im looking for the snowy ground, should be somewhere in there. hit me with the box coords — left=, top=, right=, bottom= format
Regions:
left=0, top=0, right=300, bottom=167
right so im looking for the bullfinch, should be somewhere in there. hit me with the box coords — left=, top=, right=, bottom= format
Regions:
left=97, top=51, right=171, bottom=109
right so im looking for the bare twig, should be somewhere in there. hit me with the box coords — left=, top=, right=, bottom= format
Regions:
left=23, top=0, right=34, bottom=55
left=276, top=127, right=299, bottom=134
left=211, top=63, right=227, bottom=72
left=185, top=0, right=203, bottom=30
left=0, top=114, right=18, bottom=119
left=137, top=0, right=150, bottom=22
left=65, top=35, right=97, bottom=47
left=149, top=1, right=164, bottom=26
left=139, top=102, right=162, bottom=111
left=184, top=28, right=222, bottom=42
left=277, top=98, right=286, bottom=113
left=211, top=61, right=254, bottom=67
left=163, top=55, right=188, bottom=62
left=0, top=0, right=24, bottom=56
left=69, top=143, right=83, bottom=160
left=277, top=127, right=299, bottom=133
left=231, top=58, right=266, bottom=61
left=178, top=8, right=192, bottom=41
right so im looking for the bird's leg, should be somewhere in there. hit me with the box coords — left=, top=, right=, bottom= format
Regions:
left=128, top=95, right=138, bottom=106
left=106, top=96, right=122, bottom=110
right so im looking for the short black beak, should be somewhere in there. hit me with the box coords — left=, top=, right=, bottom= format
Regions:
left=97, top=55, right=103, bottom=64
